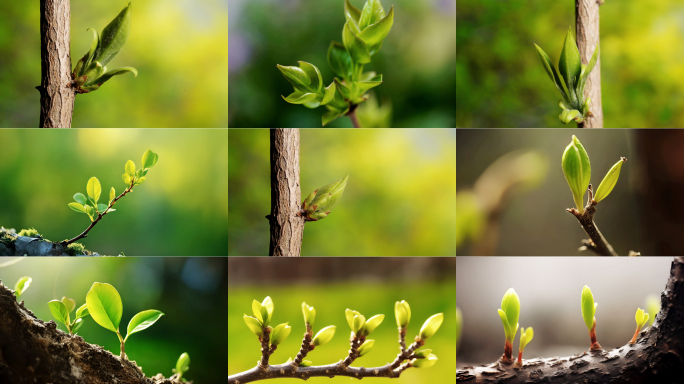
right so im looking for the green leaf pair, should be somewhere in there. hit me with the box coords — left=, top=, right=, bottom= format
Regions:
left=86, top=282, right=164, bottom=359
left=72, top=2, right=137, bottom=93
left=14, top=276, right=32, bottom=300
left=634, top=308, right=649, bottom=332
left=243, top=297, right=292, bottom=348
left=48, top=296, right=90, bottom=334
left=345, top=308, right=385, bottom=337
left=301, top=175, right=349, bottom=222
left=497, top=288, right=520, bottom=344
left=395, top=300, right=411, bottom=329
left=561, top=136, right=626, bottom=213
left=68, top=177, right=115, bottom=222
left=173, top=352, right=190, bottom=381
left=534, top=27, right=599, bottom=124
left=518, top=327, right=534, bottom=353
left=277, top=0, right=394, bottom=126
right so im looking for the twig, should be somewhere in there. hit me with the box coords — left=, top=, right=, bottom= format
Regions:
left=259, top=327, right=273, bottom=368
left=292, top=324, right=313, bottom=366
left=60, top=179, right=135, bottom=245
left=342, top=335, right=364, bottom=367
left=346, top=105, right=361, bottom=128
left=566, top=185, right=618, bottom=256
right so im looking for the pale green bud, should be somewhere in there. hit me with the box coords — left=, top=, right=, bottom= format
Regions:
left=413, top=349, right=432, bottom=358
left=243, top=315, right=263, bottom=337
left=419, top=313, right=444, bottom=340
left=562, top=135, right=591, bottom=213
left=361, top=314, right=384, bottom=336
left=635, top=308, right=649, bottom=330
left=395, top=300, right=411, bottom=328
left=302, top=175, right=349, bottom=221
left=519, top=327, right=534, bottom=351
left=302, top=302, right=316, bottom=326
left=252, top=296, right=274, bottom=327
left=271, top=323, right=292, bottom=346
left=345, top=309, right=361, bottom=330
left=412, top=354, right=438, bottom=368
left=594, top=157, right=625, bottom=203
left=352, top=314, right=366, bottom=335
left=299, top=360, right=313, bottom=367
left=357, top=339, right=374, bottom=357
left=497, top=288, right=520, bottom=343
left=312, top=325, right=336, bottom=346
left=560, top=109, right=582, bottom=124
left=581, top=285, right=597, bottom=331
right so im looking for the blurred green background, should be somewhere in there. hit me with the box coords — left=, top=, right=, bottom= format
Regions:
left=0, top=0, right=228, bottom=127
left=228, top=0, right=456, bottom=128
left=456, top=0, right=684, bottom=127
left=0, top=129, right=228, bottom=256
left=228, top=129, right=456, bottom=256
left=1, top=257, right=227, bottom=382
left=228, top=257, right=456, bottom=383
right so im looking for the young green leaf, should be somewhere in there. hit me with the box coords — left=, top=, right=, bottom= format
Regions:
left=412, top=354, right=438, bottom=368
left=14, top=276, right=32, bottom=299
left=344, top=0, right=362, bottom=25
left=87, top=177, right=102, bottom=203
left=262, top=296, right=274, bottom=326
left=74, top=193, right=88, bottom=206
left=89, top=67, right=138, bottom=86
left=419, top=313, right=444, bottom=340
left=97, top=204, right=109, bottom=213
left=86, top=282, right=123, bottom=333
left=395, top=300, right=411, bottom=328
left=342, top=21, right=371, bottom=65
left=357, top=339, right=374, bottom=357
left=358, top=0, right=385, bottom=31
left=68, top=202, right=88, bottom=213
left=358, top=6, right=394, bottom=47
left=175, top=352, right=190, bottom=378
left=352, top=314, right=366, bottom=334
left=312, top=325, right=336, bottom=346
left=122, top=173, right=132, bottom=185
left=82, top=62, right=106, bottom=86
left=109, top=187, right=116, bottom=203
left=76, top=303, right=89, bottom=319
left=354, top=74, right=383, bottom=93
left=94, top=2, right=132, bottom=67
left=297, top=61, right=323, bottom=93
left=141, top=149, right=159, bottom=169
left=498, top=288, right=520, bottom=342
left=302, top=302, right=316, bottom=326
left=125, top=160, right=136, bottom=177
left=635, top=307, right=649, bottom=330
left=414, top=349, right=432, bottom=359
left=322, top=109, right=346, bottom=127
left=271, top=323, right=292, bottom=346
left=558, top=27, right=581, bottom=102
left=594, top=158, right=626, bottom=203
left=345, top=309, right=361, bottom=330
left=125, top=309, right=164, bottom=340
left=82, top=28, right=100, bottom=76
left=243, top=315, right=264, bottom=337
left=61, top=297, right=76, bottom=314
left=134, top=177, right=146, bottom=185
left=328, top=41, right=354, bottom=80
left=581, top=285, right=597, bottom=331
left=72, top=318, right=85, bottom=333
left=519, top=327, right=534, bottom=351
left=277, top=64, right=314, bottom=93
left=534, top=43, right=570, bottom=104
left=578, top=43, right=599, bottom=100
left=361, top=314, right=384, bottom=336
left=562, top=136, right=591, bottom=213
left=283, top=91, right=319, bottom=105
left=560, top=109, right=581, bottom=124
left=48, top=300, right=70, bottom=328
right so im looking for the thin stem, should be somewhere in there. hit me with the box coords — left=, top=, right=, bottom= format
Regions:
left=259, top=327, right=272, bottom=368
left=567, top=185, right=619, bottom=256
left=589, top=320, right=602, bottom=351
left=116, top=331, right=126, bottom=359
left=293, top=323, right=313, bottom=366
left=342, top=335, right=364, bottom=367
left=60, top=179, right=135, bottom=245
left=346, top=107, right=361, bottom=128
left=501, top=339, right=514, bottom=363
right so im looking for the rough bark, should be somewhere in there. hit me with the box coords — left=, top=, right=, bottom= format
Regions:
left=0, top=280, right=188, bottom=384
left=268, top=129, right=305, bottom=256
left=38, top=0, right=76, bottom=128
left=457, top=257, right=684, bottom=383
left=0, top=227, right=97, bottom=256
left=575, top=0, right=603, bottom=128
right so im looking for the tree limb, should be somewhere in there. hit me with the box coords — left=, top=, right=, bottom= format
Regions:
left=268, top=129, right=305, bottom=256
left=38, top=0, right=76, bottom=128
left=566, top=185, right=618, bottom=256
left=575, top=0, right=603, bottom=128
left=0, top=280, right=187, bottom=383
left=457, top=257, right=684, bottom=383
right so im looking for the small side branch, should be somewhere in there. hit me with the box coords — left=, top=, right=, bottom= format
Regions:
left=342, top=335, right=364, bottom=367
left=292, top=324, right=313, bottom=366
left=566, top=185, right=618, bottom=256
left=346, top=106, right=361, bottom=128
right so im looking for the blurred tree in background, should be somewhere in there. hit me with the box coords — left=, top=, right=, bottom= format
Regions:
left=0, top=129, right=228, bottom=255
left=228, top=257, right=456, bottom=383
left=228, top=129, right=456, bottom=256
left=0, top=0, right=228, bottom=127
left=229, top=0, right=456, bottom=128
left=457, top=0, right=684, bottom=127
left=1, top=257, right=227, bottom=382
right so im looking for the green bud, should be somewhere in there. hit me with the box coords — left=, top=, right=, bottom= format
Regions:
left=302, top=302, right=316, bottom=326
left=395, top=300, right=411, bottom=328
left=243, top=315, right=263, bottom=337
left=413, top=349, right=432, bottom=359
left=497, top=288, right=520, bottom=343
left=271, top=323, right=292, bottom=346
left=412, top=354, right=438, bottom=368
left=562, top=135, right=591, bottom=213
left=299, top=360, right=313, bottom=367
left=312, top=325, right=336, bottom=346
left=559, top=100, right=573, bottom=110
left=594, top=158, right=626, bottom=203
left=419, top=313, right=444, bottom=340
left=302, top=175, right=349, bottom=222
left=262, top=296, right=274, bottom=325
left=357, top=339, right=374, bottom=357
left=635, top=308, right=649, bottom=330
left=345, top=308, right=361, bottom=330
left=581, top=285, right=597, bottom=331
left=352, top=314, right=366, bottom=335
left=125, top=160, right=136, bottom=177
left=361, top=314, right=384, bottom=336
left=252, top=297, right=273, bottom=327
left=560, top=109, right=582, bottom=124
left=519, top=327, right=534, bottom=351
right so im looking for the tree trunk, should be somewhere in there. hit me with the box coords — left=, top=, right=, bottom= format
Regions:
left=457, top=257, right=684, bottom=383
left=0, top=280, right=187, bottom=384
left=38, top=0, right=75, bottom=128
left=268, top=129, right=305, bottom=256
left=575, top=0, right=603, bottom=128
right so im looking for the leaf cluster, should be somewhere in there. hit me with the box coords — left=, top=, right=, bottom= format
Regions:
left=277, top=0, right=394, bottom=126
left=48, top=296, right=90, bottom=334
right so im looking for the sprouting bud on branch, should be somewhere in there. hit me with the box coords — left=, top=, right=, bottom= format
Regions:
left=419, top=313, right=444, bottom=340
left=312, top=325, right=336, bottom=346
left=301, top=175, right=349, bottom=221
left=302, top=302, right=316, bottom=326
left=395, top=300, right=411, bottom=328
left=561, top=135, right=591, bottom=213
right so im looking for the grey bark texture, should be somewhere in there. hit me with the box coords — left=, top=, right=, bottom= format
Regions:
left=575, top=0, right=603, bottom=128
left=0, top=280, right=188, bottom=384
left=268, top=129, right=305, bottom=257
left=38, top=0, right=75, bottom=128
left=457, top=257, right=684, bottom=383
left=0, top=227, right=96, bottom=256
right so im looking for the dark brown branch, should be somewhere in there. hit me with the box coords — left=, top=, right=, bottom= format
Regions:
left=566, top=185, right=618, bottom=256
left=0, top=280, right=187, bottom=383
left=60, top=179, right=135, bottom=245
left=575, top=0, right=603, bottom=128
left=342, top=335, right=364, bottom=367
left=259, top=327, right=273, bottom=368
left=390, top=338, right=423, bottom=369
left=292, top=323, right=313, bottom=366
left=38, top=0, right=76, bottom=128
left=457, top=257, right=684, bottom=383
left=268, top=129, right=305, bottom=256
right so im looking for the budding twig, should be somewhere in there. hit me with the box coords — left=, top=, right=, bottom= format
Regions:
left=292, top=323, right=313, bottom=366
left=342, top=335, right=364, bottom=367
left=567, top=185, right=618, bottom=256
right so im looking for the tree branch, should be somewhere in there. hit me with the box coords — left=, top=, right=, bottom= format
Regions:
left=0, top=280, right=187, bottom=383
left=457, top=257, right=684, bottom=383
left=566, top=185, right=618, bottom=256
left=268, top=128, right=305, bottom=256
left=346, top=107, right=361, bottom=128
left=38, top=0, right=76, bottom=128
left=292, top=324, right=313, bottom=366
left=575, top=0, right=603, bottom=128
